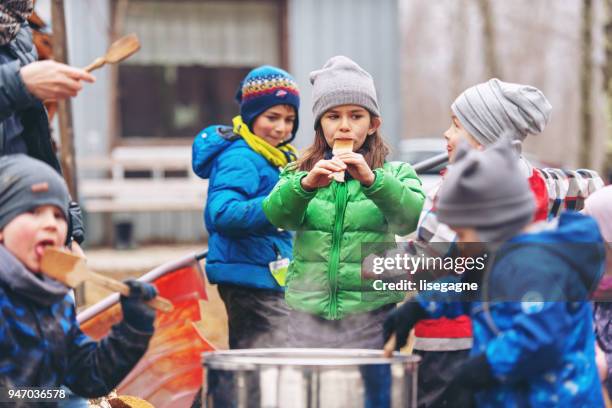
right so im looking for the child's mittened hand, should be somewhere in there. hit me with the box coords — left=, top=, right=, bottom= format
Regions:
left=383, top=301, right=426, bottom=350
left=301, top=159, right=346, bottom=191
left=120, top=280, right=158, bottom=332
left=335, top=152, right=375, bottom=187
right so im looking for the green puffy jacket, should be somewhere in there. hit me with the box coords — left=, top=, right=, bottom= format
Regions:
left=263, top=162, right=425, bottom=320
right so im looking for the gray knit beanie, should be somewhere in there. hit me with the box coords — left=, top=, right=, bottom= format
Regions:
left=437, top=138, right=535, bottom=243
left=310, top=56, right=380, bottom=127
left=0, top=154, right=69, bottom=230
left=451, top=78, right=552, bottom=149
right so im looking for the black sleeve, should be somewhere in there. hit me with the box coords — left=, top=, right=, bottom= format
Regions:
left=0, top=60, right=36, bottom=121
left=63, top=317, right=153, bottom=398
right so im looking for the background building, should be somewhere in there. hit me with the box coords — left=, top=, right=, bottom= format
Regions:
left=35, top=0, right=611, bottom=246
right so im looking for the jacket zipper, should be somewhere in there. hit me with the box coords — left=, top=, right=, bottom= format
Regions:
left=328, top=182, right=348, bottom=319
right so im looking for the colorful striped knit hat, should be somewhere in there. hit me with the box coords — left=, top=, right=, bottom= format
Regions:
left=235, top=65, right=300, bottom=141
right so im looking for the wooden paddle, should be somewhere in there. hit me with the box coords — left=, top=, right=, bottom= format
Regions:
left=331, top=139, right=353, bottom=182
left=40, top=247, right=173, bottom=313
left=84, top=33, right=141, bottom=73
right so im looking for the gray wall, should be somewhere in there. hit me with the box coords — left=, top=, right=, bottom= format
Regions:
left=65, top=0, right=112, bottom=161
left=64, top=1, right=113, bottom=246
left=63, top=0, right=208, bottom=246
left=288, top=0, right=402, bottom=156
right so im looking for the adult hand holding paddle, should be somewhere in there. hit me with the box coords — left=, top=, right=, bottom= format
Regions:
left=19, top=33, right=140, bottom=101
left=20, top=60, right=95, bottom=100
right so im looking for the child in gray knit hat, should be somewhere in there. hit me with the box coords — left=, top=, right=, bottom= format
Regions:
left=446, top=78, right=552, bottom=215
left=436, top=138, right=535, bottom=244
left=264, top=55, right=425, bottom=349
left=385, top=140, right=606, bottom=407
left=449, top=78, right=552, bottom=152
left=393, top=79, right=601, bottom=408
left=398, top=79, right=556, bottom=407
left=0, top=154, right=159, bottom=399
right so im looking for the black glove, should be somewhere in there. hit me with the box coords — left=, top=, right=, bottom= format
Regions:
left=447, top=353, right=498, bottom=391
left=67, top=201, right=85, bottom=245
left=120, top=280, right=158, bottom=332
left=383, top=301, right=427, bottom=350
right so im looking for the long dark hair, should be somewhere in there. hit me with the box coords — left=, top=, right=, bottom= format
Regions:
left=296, top=119, right=391, bottom=172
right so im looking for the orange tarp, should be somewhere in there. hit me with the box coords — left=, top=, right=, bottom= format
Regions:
left=79, top=259, right=214, bottom=407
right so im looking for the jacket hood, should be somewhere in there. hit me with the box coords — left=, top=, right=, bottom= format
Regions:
left=192, top=125, right=237, bottom=179
left=510, top=211, right=606, bottom=296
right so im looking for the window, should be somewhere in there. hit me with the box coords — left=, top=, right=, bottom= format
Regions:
left=116, top=0, right=285, bottom=142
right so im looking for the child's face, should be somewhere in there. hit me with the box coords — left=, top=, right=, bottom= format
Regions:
left=319, top=105, right=380, bottom=150
left=0, top=205, right=67, bottom=273
left=444, top=115, right=483, bottom=162
left=252, top=104, right=296, bottom=147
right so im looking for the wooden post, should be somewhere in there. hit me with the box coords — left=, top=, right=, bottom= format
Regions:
left=451, top=0, right=468, bottom=97
left=51, top=0, right=79, bottom=200
left=51, top=0, right=85, bottom=307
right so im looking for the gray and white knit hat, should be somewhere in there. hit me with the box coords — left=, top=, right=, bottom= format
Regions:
left=309, top=56, right=380, bottom=127
left=451, top=78, right=552, bottom=149
left=437, top=137, right=535, bottom=243
left=0, top=154, right=69, bottom=230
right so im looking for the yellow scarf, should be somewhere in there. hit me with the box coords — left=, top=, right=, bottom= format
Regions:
left=233, top=116, right=298, bottom=168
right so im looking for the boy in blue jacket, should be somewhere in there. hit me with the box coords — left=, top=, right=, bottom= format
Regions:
left=192, top=66, right=299, bottom=349
left=0, top=154, right=157, bottom=402
left=384, top=140, right=605, bottom=407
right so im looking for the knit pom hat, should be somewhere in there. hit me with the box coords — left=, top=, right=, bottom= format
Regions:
left=437, top=137, right=535, bottom=243
left=0, top=154, right=69, bottom=230
left=235, top=65, right=300, bottom=141
left=451, top=78, right=552, bottom=150
left=309, top=56, right=380, bottom=127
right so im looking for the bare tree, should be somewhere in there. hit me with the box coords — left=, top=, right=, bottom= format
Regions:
left=580, top=0, right=594, bottom=168
left=451, top=0, right=468, bottom=97
left=476, top=0, right=500, bottom=78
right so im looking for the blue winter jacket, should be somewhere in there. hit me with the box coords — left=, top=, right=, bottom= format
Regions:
left=0, top=245, right=152, bottom=400
left=192, top=125, right=292, bottom=291
left=419, top=212, right=606, bottom=407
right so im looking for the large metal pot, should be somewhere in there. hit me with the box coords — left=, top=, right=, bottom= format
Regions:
left=202, top=348, right=420, bottom=407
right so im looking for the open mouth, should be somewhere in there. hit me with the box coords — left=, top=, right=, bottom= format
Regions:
left=35, top=239, right=56, bottom=259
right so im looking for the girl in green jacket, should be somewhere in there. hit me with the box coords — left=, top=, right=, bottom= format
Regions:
left=263, top=56, right=425, bottom=348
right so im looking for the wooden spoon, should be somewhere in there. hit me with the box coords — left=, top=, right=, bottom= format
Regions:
left=84, top=33, right=141, bottom=73
left=40, top=247, right=173, bottom=313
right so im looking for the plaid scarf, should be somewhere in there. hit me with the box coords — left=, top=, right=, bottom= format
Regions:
left=0, top=0, right=33, bottom=46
